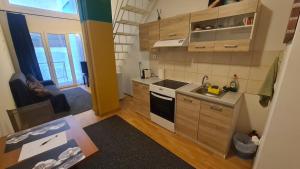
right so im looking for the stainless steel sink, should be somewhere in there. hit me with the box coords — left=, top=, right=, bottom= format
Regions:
left=191, top=87, right=226, bottom=98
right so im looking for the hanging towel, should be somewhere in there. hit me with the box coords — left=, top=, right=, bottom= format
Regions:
left=259, top=56, right=279, bottom=107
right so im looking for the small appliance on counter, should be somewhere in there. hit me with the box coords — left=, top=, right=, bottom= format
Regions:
left=139, top=62, right=151, bottom=79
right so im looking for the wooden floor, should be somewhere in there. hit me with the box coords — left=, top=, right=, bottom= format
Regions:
left=73, top=96, right=253, bottom=169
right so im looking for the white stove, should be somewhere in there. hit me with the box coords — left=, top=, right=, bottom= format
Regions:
left=149, top=80, right=189, bottom=132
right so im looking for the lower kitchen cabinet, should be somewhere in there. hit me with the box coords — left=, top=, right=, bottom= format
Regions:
left=175, top=93, right=241, bottom=157
left=175, top=94, right=201, bottom=140
left=132, top=81, right=150, bottom=118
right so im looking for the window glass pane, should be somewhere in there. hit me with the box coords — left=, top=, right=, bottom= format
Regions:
left=69, top=34, right=85, bottom=85
left=30, top=33, right=51, bottom=80
left=48, top=34, right=73, bottom=87
left=9, top=0, right=78, bottom=14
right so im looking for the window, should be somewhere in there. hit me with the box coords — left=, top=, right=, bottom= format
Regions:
left=8, top=0, right=78, bottom=14
left=30, top=33, right=52, bottom=80
left=69, top=34, right=85, bottom=84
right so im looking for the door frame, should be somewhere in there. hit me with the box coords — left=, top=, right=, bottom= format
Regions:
left=31, top=31, right=86, bottom=88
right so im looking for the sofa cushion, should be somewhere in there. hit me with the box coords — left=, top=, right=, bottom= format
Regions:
left=44, top=85, right=61, bottom=96
left=26, top=74, right=50, bottom=97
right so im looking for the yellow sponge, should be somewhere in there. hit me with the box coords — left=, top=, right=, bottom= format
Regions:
left=208, top=87, right=220, bottom=95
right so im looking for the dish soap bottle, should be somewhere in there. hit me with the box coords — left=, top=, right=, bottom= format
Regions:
left=230, top=74, right=239, bottom=92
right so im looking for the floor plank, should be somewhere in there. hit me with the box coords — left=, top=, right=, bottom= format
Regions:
left=74, top=97, right=253, bottom=169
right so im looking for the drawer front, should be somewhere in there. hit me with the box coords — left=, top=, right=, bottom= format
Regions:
left=219, top=0, right=258, bottom=17
left=177, top=94, right=200, bottom=108
left=160, top=14, right=190, bottom=40
left=191, top=7, right=219, bottom=22
left=188, top=42, right=215, bottom=52
left=214, top=40, right=250, bottom=52
left=200, top=101, right=233, bottom=119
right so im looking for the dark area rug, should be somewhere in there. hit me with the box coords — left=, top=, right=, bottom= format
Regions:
left=62, top=87, right=92, bottom=115
left=73, top=116, right=194, bottom=169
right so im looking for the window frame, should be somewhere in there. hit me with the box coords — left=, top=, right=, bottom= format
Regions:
left=0, top=0, right=79, bottom=20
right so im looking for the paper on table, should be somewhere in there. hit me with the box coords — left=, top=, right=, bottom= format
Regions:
left=18, top=131, right=67, bottom=162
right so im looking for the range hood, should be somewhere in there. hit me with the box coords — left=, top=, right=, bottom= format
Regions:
left=153, top=38, right=188, bottom=48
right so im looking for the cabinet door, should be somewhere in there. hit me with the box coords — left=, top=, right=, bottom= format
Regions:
left=219, top=0, right=258, bottom=17
left=148, top=21, right=160, bottom=50
left=175, top=94, right=200, bottom=140
left=160, top=14, right=190, bottom=40
left=132, top=81, right=150, bottom=118
left=198, top=101, right=234, bottom=155
left=139, top=23, right=149, bottom=51
left=191, top=7, right=219, bottom=22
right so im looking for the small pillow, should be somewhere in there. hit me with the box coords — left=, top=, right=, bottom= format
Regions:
left=27, top=81, right=50, bottom=97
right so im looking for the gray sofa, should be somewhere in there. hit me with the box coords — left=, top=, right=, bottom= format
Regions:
left=9, top=73, right=70, bottom=113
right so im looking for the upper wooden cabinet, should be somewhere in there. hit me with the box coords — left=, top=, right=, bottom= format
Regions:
left=189, top=0, right=260, bottom=52
left=160, top=14, right=190, bottom=40
left=139, top=23, right=149, bottom=51
left=139, top=21, right=160, bottom=51
left=191, top=7, right=219, bottom=22
left=218, top=0, right=258, bottom=17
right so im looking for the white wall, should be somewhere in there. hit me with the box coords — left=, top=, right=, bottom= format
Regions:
left=253, top=18, right=300, bottom=169
left=0, top=24, right=15, bottom=136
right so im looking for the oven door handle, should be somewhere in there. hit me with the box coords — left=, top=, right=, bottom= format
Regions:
left=151, top=92, right=173, bottom=101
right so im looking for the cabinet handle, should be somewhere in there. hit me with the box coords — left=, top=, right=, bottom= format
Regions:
left=183, top=98, right=193, bottom=103
left=195, top=46, right=206, bottom=49
left=168, top=33, right=177, bottom=37
left=224, top=45, right=238, bottom=48
left=210, top=105, right=223, bottom=112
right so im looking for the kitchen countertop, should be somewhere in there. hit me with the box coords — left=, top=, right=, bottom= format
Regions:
left=176, top=83, right=243, bottom=107
left=132, top=77, right=162, bottom=85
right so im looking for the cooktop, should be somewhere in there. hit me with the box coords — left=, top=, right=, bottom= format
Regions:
left=153, top=79, right=189, bottom=90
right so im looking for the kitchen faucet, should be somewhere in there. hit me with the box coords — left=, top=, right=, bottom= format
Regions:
left=202, top=75, right=209, bottom=87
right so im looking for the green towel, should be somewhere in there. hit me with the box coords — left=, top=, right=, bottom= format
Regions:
left=259, top=56, right=279, bottom=107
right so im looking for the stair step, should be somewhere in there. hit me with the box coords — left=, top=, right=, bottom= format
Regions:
left=114, top=32, right=137, bottom=36
left=121, top=5, right=149, bottom=15
left=114, top=42, right=133, bottom=45
left=116, top=20, right=139, bottom=26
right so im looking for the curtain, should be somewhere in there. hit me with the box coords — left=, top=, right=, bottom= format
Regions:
left=7, top=12, right=43, bottom=81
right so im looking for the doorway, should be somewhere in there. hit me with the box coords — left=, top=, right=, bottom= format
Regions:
left=30, top=32, right=86, bottom=88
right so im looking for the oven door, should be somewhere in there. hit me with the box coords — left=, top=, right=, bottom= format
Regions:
left=150, top=92, right=175, bottom=122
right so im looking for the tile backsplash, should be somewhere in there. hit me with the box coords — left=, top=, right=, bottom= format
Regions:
left=150, top=48, right=283, bottom=95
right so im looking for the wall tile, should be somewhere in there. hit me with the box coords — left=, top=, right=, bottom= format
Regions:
left=173, top=61, right=186, bottom=71
left=184, top=72, right=201, bottom=84
left=197, top=63, right=212, bottom=75
left=210, top=75, right=229, bottom=87
left=212, top=64, right=230, bottom=77
left=212, top=52, right=231, bottom=64
left=229, top=65, right=251, bottom=79
left=165, top=69, right=174, bottom=79
left=150, top=49, right=281, bottom=95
